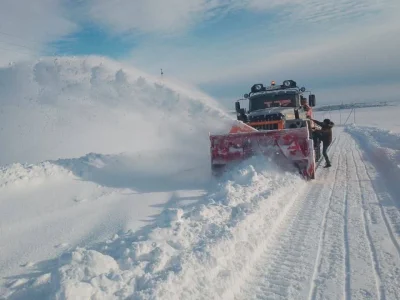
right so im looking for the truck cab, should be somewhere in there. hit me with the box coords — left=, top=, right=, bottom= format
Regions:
left=235, top=80, right=316, bottom=131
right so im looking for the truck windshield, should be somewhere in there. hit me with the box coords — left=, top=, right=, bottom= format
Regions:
left=249, top=93, right=297, bottom=112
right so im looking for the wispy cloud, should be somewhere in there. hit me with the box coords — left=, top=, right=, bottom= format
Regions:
left=85, top=0, right=238, bottom=35
left=245, top=0, right=397, bottom=30
left=196, top=19, right=400, bottom=106
left=200, top=19, right=400, bottom=84
left=116, top=0, right=400, bottom=104
left=81, top=0, right=396, bottom=36
left=0, top=0, right=77, bottom=65
left=0, top=0, right=398, bottom=105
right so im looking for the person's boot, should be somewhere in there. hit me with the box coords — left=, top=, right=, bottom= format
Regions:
left=324, top=162, right=331, bottom=168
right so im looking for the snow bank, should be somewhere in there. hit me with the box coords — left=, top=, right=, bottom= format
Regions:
left=0, top=146, right=213, bottom=193
left=0, top=56, right=233, bottom=166
left=52, top=150, right=213, bottom=192
left=345, top=124, right=400, bottom=192
left=346, top=125, right=399, bottom=167
left=41, top=157, right=304, bottom=299
left=0, top=161, right=73, bottom=189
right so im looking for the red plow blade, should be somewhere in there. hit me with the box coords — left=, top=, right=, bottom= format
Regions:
left=210, top=122, right=315, bottom=180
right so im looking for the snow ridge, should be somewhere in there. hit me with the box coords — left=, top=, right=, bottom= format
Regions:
left=0, top=162, right=72, bottom=189
left=345, top=124, right=400, bottom=200
left=38, top=158, right=304, bottom=299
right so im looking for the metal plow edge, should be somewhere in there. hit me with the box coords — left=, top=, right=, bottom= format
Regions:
left=210, top=121, right=316, bottom=180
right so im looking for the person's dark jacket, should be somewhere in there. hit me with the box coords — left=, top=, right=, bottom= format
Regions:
left=312, top=119, right=334, bottom=144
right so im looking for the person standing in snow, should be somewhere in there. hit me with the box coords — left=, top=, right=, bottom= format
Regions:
left=309, top=118, right=334, bottom=167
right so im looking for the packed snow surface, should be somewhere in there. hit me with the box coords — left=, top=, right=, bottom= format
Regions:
left=1, top=56, right=400, bottom=299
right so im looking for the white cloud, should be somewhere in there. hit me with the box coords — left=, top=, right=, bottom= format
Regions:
left=0, top=0, right=395, bottom=69
left=83, top=0, right=398, bottom=36
left=0, top=0, right=77, bottom=65
left=125, top=15, right=400, bottom=87
left=120, top=0, right=400, bottom=107
left=197, top=19, right=400, bottom=85
left=86, top=0, right=238, bottom=35
left=0, top=0, right=398, bottom=106
left=312, top=82, right=400, bottom=105
left=246, top=0, right=392, bottom=23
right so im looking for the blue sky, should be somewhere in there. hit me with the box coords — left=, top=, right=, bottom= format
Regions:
left=50, top=6, right=284, bottom=59
left=50, top=24, right=137, bottom=58
left=0, top=0, right=399, bottom=107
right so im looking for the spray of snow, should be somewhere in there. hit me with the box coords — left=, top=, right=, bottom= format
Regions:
left=0, top=56, right=233, bottom=166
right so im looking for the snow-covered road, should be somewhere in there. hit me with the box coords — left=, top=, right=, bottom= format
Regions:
left=235, top=128, right=400, bottom=300
left=2, top=126, right=399, bottom=299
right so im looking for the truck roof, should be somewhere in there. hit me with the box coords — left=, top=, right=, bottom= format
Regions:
left=249, top=88, right=299, bottom=98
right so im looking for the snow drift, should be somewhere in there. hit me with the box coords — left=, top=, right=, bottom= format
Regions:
left=0, top=155, right=306, bottom=299
left=346, top=125, right=399, bottom=172
left=31, top=158, right=304, bottom=300
left=0, top=56, right=233, bottom=167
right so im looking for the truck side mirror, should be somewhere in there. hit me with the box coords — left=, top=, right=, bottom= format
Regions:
left=235, top=101, right=241, bottom=113
left=238, top=108, right=247, bottom=122
left=309, top=94, right=316, bottom=107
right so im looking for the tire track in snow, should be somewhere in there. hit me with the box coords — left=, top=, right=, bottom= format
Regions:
left=344, top=152, right=351, bottom=300
left=351, top=139, right=400, bottom=299
left=226, top=129, right=400, bottom=300
left=308, top=134, right=348, bottom=300
left=308, top=149, right=343, bottom=300
left=349, top=141, right=382, bottom=300
left=354, top=142, right=400, bottom=257
left=234, top=134, right=345, bottom=300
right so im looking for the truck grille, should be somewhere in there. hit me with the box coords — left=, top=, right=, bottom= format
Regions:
left=247, top=113, right=284, bottom=131
left=249, top=113, right=282, bottom=123
left=253, top=123, right=279, bottom=130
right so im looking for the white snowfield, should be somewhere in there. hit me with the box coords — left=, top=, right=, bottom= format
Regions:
left=1, top=57, right=400, bottom=300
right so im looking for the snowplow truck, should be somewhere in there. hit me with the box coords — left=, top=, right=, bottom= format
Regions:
left=210, top=80, right=320, bottom=180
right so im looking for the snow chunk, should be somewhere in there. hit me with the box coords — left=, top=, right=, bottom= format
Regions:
left=0, top=161, right=72, bottom=189
left=52, top=248, right=120, bottom=299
